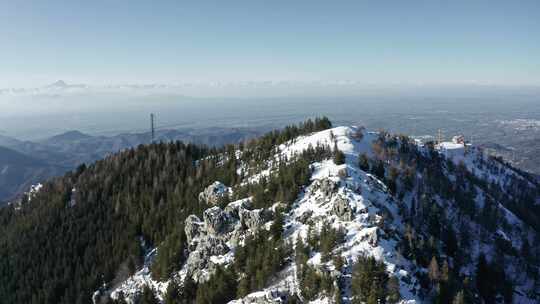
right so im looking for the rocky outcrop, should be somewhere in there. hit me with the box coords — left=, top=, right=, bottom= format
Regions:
left=239, top=208, right=264, bottom=231
left=198, top=181, right=231, bottom=205
left=332, top=196, right=354, bottom=221
left=203, top=206, right=231, bottom=235
left=185, top=234, right=231, bottom=282
left=313, top=178, right=339, bottom=198
left=297, top=210, right=313, bottom=224
left=230, top=290, right=287, bottom=303
left=185, top=215, right=204, bottom=243
left=183, top=198, right=271, bottom=283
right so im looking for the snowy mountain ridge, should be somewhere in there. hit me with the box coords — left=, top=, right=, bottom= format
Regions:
left=99, top=126, right=539, bottom=304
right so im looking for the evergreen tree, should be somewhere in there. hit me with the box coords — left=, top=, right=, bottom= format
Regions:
left=428, top=256, right=440, bottom=284
left=270, top=212, right=284, bottom=240
left=476, top=253, right=495, bottom=304
left=358, top=153, right=370, bottom=171
left=334, top=142, right=346, bottom=165
left=164, top=282, right=180, bottom=304
left=139, top=285, right=159, bottom=304
left=387, top=276, right=401, bottom=303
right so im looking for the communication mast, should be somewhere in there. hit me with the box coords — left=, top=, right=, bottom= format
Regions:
left=150, top=113, right=155, bottom=142
left=437, top=129, right=443, bottom=145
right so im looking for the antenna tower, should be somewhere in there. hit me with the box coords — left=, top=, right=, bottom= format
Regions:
left=150, top=113, right=155, bottom=142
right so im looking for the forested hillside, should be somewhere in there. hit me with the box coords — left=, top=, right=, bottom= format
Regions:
left=1, top=117, right=539, bottom=304
left=0, top=118, right=332, bottom=304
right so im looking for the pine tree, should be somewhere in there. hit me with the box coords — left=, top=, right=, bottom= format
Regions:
left=387, top=276, right=401, bottom=303
left=358, top=153, right=370, bottom=171
left=374, top=160, right=385, bottom=179
left=452, top=290, right=465, bottom=304
left=476, top=253, right=495, bottom=304
left=334, top=142, right=346, bottom=165
left=270, top=212, right=284, bottom=240
left=441, top=260, right=450, bottom=282
left=140, top=285, right=159, bottom=304
left=428, top=256, right=440, bottom=284
left=164, top=282, right=180, bottom=304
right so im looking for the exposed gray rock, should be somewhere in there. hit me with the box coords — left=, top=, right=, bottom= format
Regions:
left=233, top=290, right=286, bottom=303
left=332, top=196, right=354, bottom=221
left=298, top=210, right=313, bottom=224
left=239, top=208, right=264, bottom=231
left=317, top=178, right=339, bottom=197
left=228, top=226, right=245, bottom=247
left=184, top=197, right=273, bottom=283
left=198, top=181, right=231, bottom=205
left=185, top=215, right=205, bottom=243
left=186, top=235, right=229, bottom=283
left=224, top=199, right=249, bottom=218
left=203, top=206, right=231, bottom=235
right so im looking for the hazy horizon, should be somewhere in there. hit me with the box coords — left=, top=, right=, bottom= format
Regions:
left=1, top=1, right=539, bottom=87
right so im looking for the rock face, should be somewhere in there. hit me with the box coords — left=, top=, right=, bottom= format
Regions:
left=239, top=208, right=264, bottom=231
left=185, top=215, right=204, bottom=243
left=230, top=290, right=286, bottom=303
left=183, top=192, right=270, bottom=283
left=332, top=195, right=354, bottom=221
left=198, top=181, right=231, bottom=205
left=314, top=178, right=339, bottom=198
left=186, top=235, right=230, bottom=282
left=203, top=206, right=232, bottom=235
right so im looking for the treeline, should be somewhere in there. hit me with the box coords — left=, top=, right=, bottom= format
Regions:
left=0, top=118, right=334, bottom=304
left=239, top=116, right=331, bottom=172
left=235, top=143, right=333, bottom=209
left=362, top=131, right=539, bottom=303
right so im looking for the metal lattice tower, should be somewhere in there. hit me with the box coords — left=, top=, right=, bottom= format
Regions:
left=150, top=113, right=155, bottom=142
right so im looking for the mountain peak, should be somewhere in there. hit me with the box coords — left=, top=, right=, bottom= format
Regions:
left=48, top=80, right=68, bottom=88
left=46, top=80, right=87, bottom=89
left=47, top=130, right=92, bottom=142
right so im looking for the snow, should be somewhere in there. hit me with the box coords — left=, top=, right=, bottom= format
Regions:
left=108, top=245, right=170, bottom=303
left=102, top=126, right=539, bottom=304
left=27, top=183, right=43, bottom=201
left=279, top=126, right=376, bottom=161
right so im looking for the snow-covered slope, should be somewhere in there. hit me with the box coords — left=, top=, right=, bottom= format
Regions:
left=100, top=126, right=540, bottom=304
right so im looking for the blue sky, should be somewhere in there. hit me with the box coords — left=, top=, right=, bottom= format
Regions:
left=1, top=0, right=539, bottom=87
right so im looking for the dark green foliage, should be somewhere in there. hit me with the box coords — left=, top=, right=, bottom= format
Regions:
left=475, top=253, right=512, bottom=304
left=241, top=116, right=332, bottom=169
left=294, top=234, right=338, bottom=301
left=195, top=266, right=237, bottom=304
left=298, top=264, right=334, bottom=301
left=178, top=277, right=197, bottom=304
left=0, top=118, right=334, bottom=304
left=139, top=285, right=159, bottom=304
left=0, top=141, right=229, bottom=303
left=234, top=229, right=289, bottom=297
left=163, top=282, right=180, bottom=304
left=333, top=141, right=346, bottom=165
left=151, top=230, right=187, bottom=281
left=373, top=160, right=386, bottom=180
left=351, top=256, right=389, bottom=304
left=270, top=211, right=285, bottom=240
left=358, top=153, right=370, bottom=171
left=244, top=145, right=332, bottom=209
left=385, top=166, right=399, bottom=195
left=319, top=223, right=345, bottom=262
left=387, top=276, right=401, bottom=303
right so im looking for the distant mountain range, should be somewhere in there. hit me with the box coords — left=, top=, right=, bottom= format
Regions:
left=0, top=127, right=266, bottom=203
left=0, top=146, right=67, bottom=202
